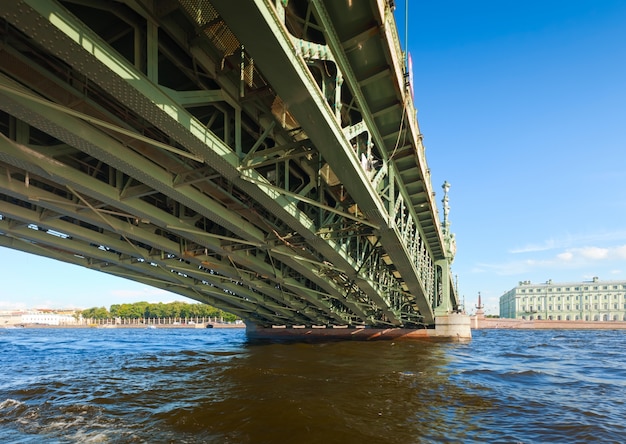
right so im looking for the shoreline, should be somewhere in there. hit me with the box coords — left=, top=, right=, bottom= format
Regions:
left=4, top=322, right=245, bottom=329
left=471, top=315, right=626, bottom=330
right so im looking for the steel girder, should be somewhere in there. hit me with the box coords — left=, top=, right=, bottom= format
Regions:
left=210, top=0, right=447, bottom=323
left=0, top=0, right=393, bottom=324
left=0, top=0, right=455, bottom=327
left=0, top=20, right=359, bottom=325
left=0, top=137, right=332, bottom=325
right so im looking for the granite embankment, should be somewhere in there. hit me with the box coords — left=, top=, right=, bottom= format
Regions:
left=471, top=313, right=626, bottom=330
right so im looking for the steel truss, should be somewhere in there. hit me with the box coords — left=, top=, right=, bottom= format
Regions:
left=0, top=0, right=458, bottom=328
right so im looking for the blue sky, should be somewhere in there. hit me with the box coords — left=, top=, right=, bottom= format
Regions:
left=0, top=250, right=174, bottom=311
left=401, top=0, right=626, bottom=314
left=2, top=1, right=626, bottom=315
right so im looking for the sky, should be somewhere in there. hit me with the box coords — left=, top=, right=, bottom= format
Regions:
left=2, top=1, right=626, bottom=314
left=399, top=0, right=626, bottom=314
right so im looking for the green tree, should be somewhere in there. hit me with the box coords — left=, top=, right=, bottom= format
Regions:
left=111, top=303, right=146, bottom=318
left=81, top=306, right=110, bottom=319
left=145, top=302, right=167, bottom=318
left=102, top=301, right=240, bottom=321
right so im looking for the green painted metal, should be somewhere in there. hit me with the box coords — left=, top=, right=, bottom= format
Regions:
left=0, top=0, right=459, bottom=328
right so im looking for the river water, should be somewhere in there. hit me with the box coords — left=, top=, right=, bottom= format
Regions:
left=1, top=327, right=624, bottom=443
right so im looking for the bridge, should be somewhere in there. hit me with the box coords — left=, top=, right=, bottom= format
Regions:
left=0, top=0, right=469, bottom=339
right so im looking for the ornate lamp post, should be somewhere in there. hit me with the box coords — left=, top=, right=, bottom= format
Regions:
left=442, top=181, right=450, bottom=234
left=435, top=181, right=457, bottom=314
left=441, top=181, right=456, bottom=260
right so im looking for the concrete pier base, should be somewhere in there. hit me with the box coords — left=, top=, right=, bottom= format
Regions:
left=433, top=313, right=472, bottom=341
left=245, top=315, right=472, bottom=342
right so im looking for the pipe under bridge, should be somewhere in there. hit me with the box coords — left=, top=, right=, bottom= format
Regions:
left=0, top=0, right=459, bottom=330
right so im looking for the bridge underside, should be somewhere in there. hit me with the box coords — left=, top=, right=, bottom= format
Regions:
left=0, top=0, right=459, bottom=329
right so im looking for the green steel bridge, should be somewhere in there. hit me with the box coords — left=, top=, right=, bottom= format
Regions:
left=0, top=0, right=462, bottom=334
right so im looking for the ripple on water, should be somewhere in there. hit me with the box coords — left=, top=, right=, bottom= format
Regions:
left=1, top=328, right=626, bottom=443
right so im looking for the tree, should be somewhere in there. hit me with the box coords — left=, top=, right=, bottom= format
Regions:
left=111, top=303, right=146, bottom=318
left=83, top=301, right=240, bottom=321
left=81, top=306, right=110, bottom=319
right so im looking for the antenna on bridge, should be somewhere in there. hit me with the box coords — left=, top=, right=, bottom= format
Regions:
left=441, top=181, right=450, bottom=234
left=398, top=0, right=413, bottom=99
left=405, top=2, right=414, bottom=100
left=405, top=0, right=408, bottom=70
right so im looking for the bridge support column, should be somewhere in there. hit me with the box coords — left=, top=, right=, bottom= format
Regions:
left=245, top=322, right=261, bottom=337
left=245, top=320, right=471, bottom=341
left=435, top=258, right=452, bottom=315
left=434, top=313, right=471, bottom=341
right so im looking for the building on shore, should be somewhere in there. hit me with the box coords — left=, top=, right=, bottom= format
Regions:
left=21, top=311, right=79, bottom=326
left=499, top=277, right=626, bottom=321
left=1, top=309, right=79, bottom=326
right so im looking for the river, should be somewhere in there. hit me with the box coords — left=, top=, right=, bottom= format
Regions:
left=1, top=327, right=624, bottom=443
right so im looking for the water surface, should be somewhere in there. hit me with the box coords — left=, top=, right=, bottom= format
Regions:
left=1, top=328, right=624, bottom=443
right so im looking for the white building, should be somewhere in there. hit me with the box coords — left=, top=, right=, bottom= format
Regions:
left=500, top=277, right=626, bottom=321
left=21, top=312, right=78, bottom=325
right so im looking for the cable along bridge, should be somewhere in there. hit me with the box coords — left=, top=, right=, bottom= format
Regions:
left=0, top=0, right=466, bottom=337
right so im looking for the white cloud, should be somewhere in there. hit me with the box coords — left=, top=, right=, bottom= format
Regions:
left=510, top=231, right=626, bottom=254
left=471, top=259, right=547, bottom=276
left=578, top=246, right=609, bottom=260
left=558, top=244, right=626, bottom=262
left=0, top=301, right=27, bottom=311
left=615, top=245, right=626, bottom=258
left=510, top=239, right=559, bottom=254
left=472, top=244, right=626, bottom=277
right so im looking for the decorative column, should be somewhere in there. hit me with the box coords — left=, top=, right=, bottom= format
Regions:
left=434, top=181, right=470, bottom=339
left=435, top=181, right=456, bottom=315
